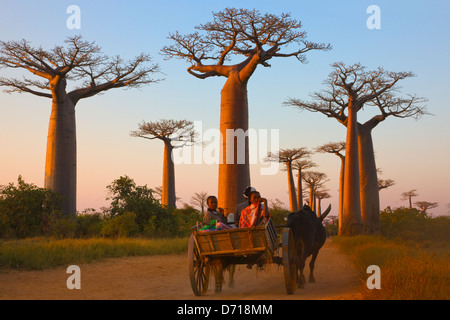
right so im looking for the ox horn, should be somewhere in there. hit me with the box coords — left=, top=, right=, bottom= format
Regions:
left=319, top=204, right=331, bottom=221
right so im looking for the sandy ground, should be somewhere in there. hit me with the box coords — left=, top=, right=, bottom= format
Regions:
left=0, top=241, right=362, bottom=300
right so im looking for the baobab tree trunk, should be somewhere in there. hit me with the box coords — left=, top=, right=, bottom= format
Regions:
left=358, top=124, right=380, bottom=234
left=317, top=198, right=322, bottom=218
left=338, top=156, right=345, bottom=235
left=341, top=99, right=362, bottom=236
left=218, top=72, right=251, bottom=214
left=286, top=162, right=298, bottom=212
left=44, top=79, right=77, bottom=217
left=162, top=140, right=176, bottom=208
left=296, top=169, right=303, bottom=209
left=308, top=184, right=315, bottom=211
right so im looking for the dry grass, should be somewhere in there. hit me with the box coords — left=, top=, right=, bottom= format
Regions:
left=0, top=237, right=188, bottom=271
left=333, top=235, right=449, bottom=300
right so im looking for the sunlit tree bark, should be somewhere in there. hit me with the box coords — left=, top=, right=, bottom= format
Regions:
left=162, top=8, right=331, bottom=213
left=0, top=36, right=160, bottom=216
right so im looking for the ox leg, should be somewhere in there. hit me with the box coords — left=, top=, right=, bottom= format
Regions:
left=298, top=254, right=307, bottom=288
left=309, top=251, right=318, bottom=283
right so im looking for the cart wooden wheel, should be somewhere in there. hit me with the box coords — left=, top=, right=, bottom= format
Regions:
left=188, top=234, right=210, bottom=296
left=282, top=228, right=297, bottom=295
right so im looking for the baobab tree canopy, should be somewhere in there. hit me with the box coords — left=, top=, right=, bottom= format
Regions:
left=0, top=35, right=161, bottom=216
left=161, top=8, right=332, bottom=79
left=162, top=8, right=331, bottom=214
left=0, top=36, right=160, bottom=102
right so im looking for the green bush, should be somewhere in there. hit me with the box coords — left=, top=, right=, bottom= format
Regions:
left=102, top=212, right=139, bottom=238
left=0, top=175, right=63, bottom=238
left=75, top=209, right=103, bottom=238
left=380, top=206, right=450, bottom=243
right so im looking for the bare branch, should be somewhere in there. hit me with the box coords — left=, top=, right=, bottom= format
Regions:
left=0, top=36, right=161, bottom=102
left=161, top=8, right=331, bottom=80
left=130, top=119, right=198, bottom=148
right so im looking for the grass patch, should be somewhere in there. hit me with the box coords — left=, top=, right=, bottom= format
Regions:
left=333, top=235, right=449, bottom=300
left=0, top=237, right=188, bottom=271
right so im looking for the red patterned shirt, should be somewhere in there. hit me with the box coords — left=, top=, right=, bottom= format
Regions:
left=239, top=203, right=270, bottom=228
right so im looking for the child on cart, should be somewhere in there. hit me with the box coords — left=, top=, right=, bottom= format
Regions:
left=239, top=191, right=270, bottom=228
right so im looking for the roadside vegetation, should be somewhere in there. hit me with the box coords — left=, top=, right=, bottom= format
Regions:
left=334, top=207, right=450, bottom=300
left=0, top=175, right=197, bottom=270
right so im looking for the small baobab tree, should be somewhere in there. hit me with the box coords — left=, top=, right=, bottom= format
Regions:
left=266, top=147, right=311, bottom=212
left=190, top=191, right=209, bottom=215
left=0, top=36, right=160, bottom=216
left=401, top=189, right=419, bottom=210
left=130, top=119, right=197, bottom=208
left=316, top=141, right=346, bottom=228
left=378, top=178, right=395, bottom=191
left=286, top=62, right=427, bottom=235
left=302, top=171, right=328, bottom=213
left=414, top=201, right=438, bottom=214
left=162, top=8, right=331, bottom=213
left=292, top=159, right=316, bottom=209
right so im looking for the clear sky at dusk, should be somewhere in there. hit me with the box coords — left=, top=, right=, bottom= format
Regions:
left=1, top=0, right=449, bottom=217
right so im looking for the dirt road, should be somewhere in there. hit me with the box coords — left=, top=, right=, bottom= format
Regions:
left=0, top=241, right=362, bottom=300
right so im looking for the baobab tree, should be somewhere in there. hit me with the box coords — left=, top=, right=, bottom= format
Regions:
left=162, top=8, right=331, bottom=213
left=316, top=141, right=345, bottom=229
left=0, top=36, right=160, bottom=216
left=130, top=119, right=197, bottom=208
left=378, top=177, right=395, bottom=190
left=302, top=171, right=328, bottom=213
left=401, top=189, right=419, bottom=210
left=190, top=191, right=209, bottom=215
left=292, top=159, right=316, bottom=209
left=286, top=62, right=427, bottom=235
left=414, top=201, right=438, bottom=214
left=266, top=147, right=311, bottom=211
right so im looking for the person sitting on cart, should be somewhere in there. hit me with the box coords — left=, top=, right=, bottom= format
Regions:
left=238, top=191, right=270, bottom=228
left=233, top=186, right=256, bottom=227
left=203, top=195, right=227, bottom=225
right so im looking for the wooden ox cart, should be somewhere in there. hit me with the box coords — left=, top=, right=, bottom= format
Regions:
left=188, top=220, right=297, bottom=296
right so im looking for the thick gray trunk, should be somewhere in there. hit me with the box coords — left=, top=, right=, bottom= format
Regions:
left=162, top=141, right=176, bottom=208
left=296, top=169, right=303, bottom=209
left=286, top=162, right=298, bottom=212
left=218, top=72, right=250, bottom=214
left=338, top=156, right=345, bottom=234
left=341, top=102, right=362, bottom=235
left=358, top=125, right=380, bottom=234
left=45, top=81, right=77, bottom=217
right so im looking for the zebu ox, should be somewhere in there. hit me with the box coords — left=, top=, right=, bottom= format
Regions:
left=287, top=204, right=331, bottom=288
